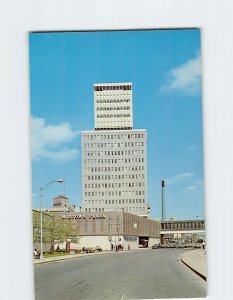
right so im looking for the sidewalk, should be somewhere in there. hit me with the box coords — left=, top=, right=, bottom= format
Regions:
left=181, top=249, right=207, bottom=281
left=34, top=247, right=152, bottom=265
left=34, top=251, right=113, bottom=265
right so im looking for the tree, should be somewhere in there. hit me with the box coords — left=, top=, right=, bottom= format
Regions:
left=33, top=210, right=41, bottom=243
left=32, top=210, right=80, bottom=252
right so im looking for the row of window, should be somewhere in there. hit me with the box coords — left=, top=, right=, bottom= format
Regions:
left=83, top=142, right=144, bottom=148
left=83, top=133, right=144, bottom=140
left=84, top=157, right=145, bottom=164
left=84, top=150, right=144, bottom=157
left=96, top=106, right=130, bottom=111
left=96, top=99, right=130, bottom=104
left=85, top=207, right=146, bottom=212
left=84, top=190, right=145, bottom=197
left=84, top=182, right=145, bottom=189
left=85, top=174, right=145, bottom=181
left=96, top=113, right=131, bottom=118
left=84, top=166, right=144, bottom=173
left=95, top=93, right=131, bottom=98
left=162, top=222, right=205, bottom=230
left=94, top=85, right=132, bottom=91
left=96, top=127, right=132, bottom=130
left=85, top=199, right=145, bottom=204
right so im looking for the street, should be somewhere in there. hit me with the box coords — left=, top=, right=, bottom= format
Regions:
left=34, top=249, right=206, bottom=300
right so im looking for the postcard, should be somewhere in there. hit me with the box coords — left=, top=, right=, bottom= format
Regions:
left=30, top=29, right=206, bottom=299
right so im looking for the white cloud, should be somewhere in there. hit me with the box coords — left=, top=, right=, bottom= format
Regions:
left=166, top=172, right=194, bottom=184
left=182, top=185, right=197, bottom=192
left=181, top=179, right=204, bottom=194
left=31, top=116, right=79, bottom=163
left=161, top=53, right=201, bottom=96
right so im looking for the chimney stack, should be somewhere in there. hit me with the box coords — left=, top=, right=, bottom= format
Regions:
left=162, top=180, right=166, bottom=221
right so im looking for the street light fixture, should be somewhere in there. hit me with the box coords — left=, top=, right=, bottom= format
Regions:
left=195, top=215, right=199, bottom=245
left=39, top=179, right=64, bottom=261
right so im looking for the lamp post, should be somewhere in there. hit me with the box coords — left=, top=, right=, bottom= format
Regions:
left=39, top=179, right=64, bottom=261
left=195, top=215, right=199, bottom=245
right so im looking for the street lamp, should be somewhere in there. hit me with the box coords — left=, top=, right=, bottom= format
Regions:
left=40, top=179, right=64, bottom=261
left=193, top=215, right=200, bottom=246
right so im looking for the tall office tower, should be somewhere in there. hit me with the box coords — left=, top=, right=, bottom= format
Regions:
left=94, top=82, right=133, bottom=130
left=82, top=83, right=148, bottom=217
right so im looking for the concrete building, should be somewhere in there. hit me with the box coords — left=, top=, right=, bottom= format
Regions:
left=59, top=211, right=160, bottom=250
left=94, top=82, right=133, bottom=130
left=37, top=195, right=82, bottom=213
left=82, top=82, right=148, bottom=217
left=160, top=219, right=205, bottom=245
left=52, top=195, right=74, bottom=211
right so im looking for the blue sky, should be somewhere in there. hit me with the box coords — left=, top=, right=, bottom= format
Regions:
left=29, top=29, right=204, bottom=220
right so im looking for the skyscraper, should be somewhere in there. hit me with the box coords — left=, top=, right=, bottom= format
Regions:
left=82, top=82, right=148, bottom=217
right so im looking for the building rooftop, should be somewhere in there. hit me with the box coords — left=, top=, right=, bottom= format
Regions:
left=53, top=195, right=69, bottom=200
left=94, top=82, right=132, bottom=86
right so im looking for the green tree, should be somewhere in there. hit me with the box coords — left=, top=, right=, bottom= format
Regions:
left=32, top=210, right=80, bottom=252
left=33, top=210, right=41, bottom=243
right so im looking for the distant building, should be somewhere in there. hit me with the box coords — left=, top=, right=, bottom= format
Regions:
left=37, top=195, right=81, bottom=213
left=160, top=219, right=205, bottom=244
left=53, top=195, right=71, bottom=209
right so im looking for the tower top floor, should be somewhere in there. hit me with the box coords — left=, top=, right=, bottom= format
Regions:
left=94, top=82, right=133, bottom=131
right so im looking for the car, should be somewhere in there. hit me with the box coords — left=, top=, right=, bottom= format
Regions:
left=168, top=243, right=177, bottom=248
left=152, top=244, right=159, bottom=249
left=194, top=243, right=202, bottom=248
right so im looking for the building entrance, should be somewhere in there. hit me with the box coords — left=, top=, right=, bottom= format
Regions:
left=139, top=236, right=149, bottom=248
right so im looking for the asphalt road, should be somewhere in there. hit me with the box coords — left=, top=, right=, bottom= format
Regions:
left=34, top=249, right=206, bottom=300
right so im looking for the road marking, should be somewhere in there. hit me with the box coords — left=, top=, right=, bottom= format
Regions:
left=121, top=294, right=125, bottom=300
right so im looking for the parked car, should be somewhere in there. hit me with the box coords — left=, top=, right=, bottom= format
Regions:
left=194, top=243, right=202, bottom=248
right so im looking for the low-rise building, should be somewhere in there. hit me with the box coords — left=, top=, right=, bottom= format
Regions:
left=57, top=211, right=160, bottom=250
left=160, top=219, right=205, bottom=245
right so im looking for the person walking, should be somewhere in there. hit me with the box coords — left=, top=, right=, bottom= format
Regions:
left=202, top=241, right=206, bottom=250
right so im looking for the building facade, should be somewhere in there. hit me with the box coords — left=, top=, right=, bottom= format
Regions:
left=160, top=219, right=205, bottom=245
left=82, top=82, right=148, bottom=217
left=94, top=82, right=133, bottom=130
left=37, top=195, right=82, bottom=213
left=59, top=211, right=160, bottom=250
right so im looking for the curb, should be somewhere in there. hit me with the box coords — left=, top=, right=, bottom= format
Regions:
left=34, top=250, right=127, bottom=265
left=181, top=257, right=206, bottom=281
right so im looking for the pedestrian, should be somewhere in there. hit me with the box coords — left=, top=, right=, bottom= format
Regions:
left=202, top=241, right=205, bottom=250
left=111, top=243, right=113, bottom=251
left=33, top=249, right=39, bottom=259
left=128, top=244, right=130, bottom=251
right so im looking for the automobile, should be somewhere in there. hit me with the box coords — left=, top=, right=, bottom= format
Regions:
left=168, top=243, right=177, bottom=248
left=152, top=244, right=159, bottom=249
